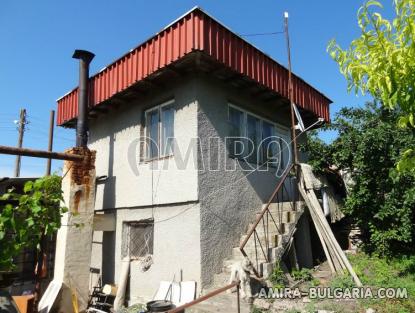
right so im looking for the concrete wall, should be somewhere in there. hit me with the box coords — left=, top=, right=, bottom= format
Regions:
left=88, top=77, right=202, bottom=302
left=87, top=72, right=296, bottom=297
left=89, top=203, right=201, bottom=303
left=196, top=75, right=292, bottom=286
left=115, top=202, right=201, bottom=303
left=89, top=76, right=199, bottom=210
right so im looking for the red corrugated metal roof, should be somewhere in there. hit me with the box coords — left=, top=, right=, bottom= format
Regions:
left=57, top=7, right=331, bottom=126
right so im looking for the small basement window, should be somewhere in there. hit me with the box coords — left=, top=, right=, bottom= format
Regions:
left=121, top=219, right=154, bottom=259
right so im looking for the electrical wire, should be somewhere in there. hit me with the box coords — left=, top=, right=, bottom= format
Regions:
left=151, top=118, right=321, bottom=225
left=239, top=30, right=284, bottom=37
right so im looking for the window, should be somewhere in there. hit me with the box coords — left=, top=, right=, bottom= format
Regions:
left=246, top=114, right=261, bottom=163
left=145, top=100, right=175, bottom=159
left=276, top=129, right=291, bottom=174
left=122, top=219, right=154, bottom=259
left=228, top=106, right=244, bottom=157
left=228, top=104, right=290, bottom=167
left=262, top=121, right=278, bottom=164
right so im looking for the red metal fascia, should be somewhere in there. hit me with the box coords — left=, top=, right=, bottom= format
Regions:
left=56, top=8, right=331, bottom=126
left=196, top=10, right=331, bottom=121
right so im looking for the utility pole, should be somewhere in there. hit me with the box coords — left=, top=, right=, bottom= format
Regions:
left=283, top=12, right=299, bottom=167
left=46, top=110, right=55, bottom=175
left=14, top=108, right=27, bottom=177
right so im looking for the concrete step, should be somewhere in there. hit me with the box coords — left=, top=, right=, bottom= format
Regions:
left=239, top=230, right=287, bottom=246
left=234, top=249, right=270, bottom=264
left=222, top=258, right=240, bottom=272
left=238, top=234, right=285, bottom=252
left=185, top=292, right=252, bottom=313
left=243, top=232, right=291, bottom=251
left=212, top=272, right=230, bottom=287
left=255, top=210, right=297, bottom=223
left=247, top=222, right=292, bottom=236
left=263, top=201, right=304, bottom=211
left=210, top=201, right=305, bottom=299
left=269, top=246, right=285, bottom=263
left=261, top=262, right=275, bottom=278
left=232, top=247, right=267, bottom=264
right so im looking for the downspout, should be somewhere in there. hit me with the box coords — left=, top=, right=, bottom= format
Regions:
left=72, top=49, right=95, bottom=147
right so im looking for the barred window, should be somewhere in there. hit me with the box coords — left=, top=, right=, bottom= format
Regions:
left=121, top=219, right=154, bottom=259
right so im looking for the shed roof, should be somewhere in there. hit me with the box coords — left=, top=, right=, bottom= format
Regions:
left=57, top=7, right=331, bottom=126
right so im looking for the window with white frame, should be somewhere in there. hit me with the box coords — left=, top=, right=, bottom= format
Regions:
left=228, top=104, right=291, bottom=168
left=145, top=100, right=175, bottom=159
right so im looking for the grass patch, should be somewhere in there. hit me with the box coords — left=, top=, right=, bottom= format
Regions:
left=347, top=253, right=415, bottom=313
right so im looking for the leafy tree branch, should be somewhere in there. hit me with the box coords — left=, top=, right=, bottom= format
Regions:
left=328, top=0, right=415, bottom=173
left=301, top=103, right=415, bottom=255
left=0, top=175, right=67, bottom=271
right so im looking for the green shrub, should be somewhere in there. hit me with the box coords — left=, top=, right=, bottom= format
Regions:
left=291, top=268, right=313, bottom=282
left=329, top=273, right=356, bottom=289
left=251, top=306, right=268, bottom=313
left=0, top=175, right=67, bottom=271
left=269, top=263, right=286, bottom=289
left=301, top=103, right=415, bottom=256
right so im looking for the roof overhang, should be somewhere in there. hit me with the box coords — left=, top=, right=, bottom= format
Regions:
left=57, top=7, right=332, bottom=127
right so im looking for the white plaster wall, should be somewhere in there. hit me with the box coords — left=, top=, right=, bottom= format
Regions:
left=90, top=231, right=103, bottom=289
left=88, top=78, right=201, bottom=302
left=114, top=203, right=201, bottom=303
left=89, top=77, right=199, bottom=209
left=196, top=75, right=293, bottom=286
left=86, top=73, right=295, bottom=295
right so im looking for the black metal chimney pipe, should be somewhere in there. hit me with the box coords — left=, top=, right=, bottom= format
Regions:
left=72, top=49, right=95, bottom=147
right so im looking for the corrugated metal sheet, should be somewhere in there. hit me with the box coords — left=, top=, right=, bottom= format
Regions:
left=57, top=7, right=331, bottom=126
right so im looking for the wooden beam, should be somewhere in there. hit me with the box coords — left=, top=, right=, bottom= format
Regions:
left=298, top=168, right=363, bottom=287
left=0, top=145, right=83, bottom=161
left=93, top=213, right=116, bottom=231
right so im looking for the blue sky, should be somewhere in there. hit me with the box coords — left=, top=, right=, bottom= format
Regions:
left=0, top=0, right=393, bottom=177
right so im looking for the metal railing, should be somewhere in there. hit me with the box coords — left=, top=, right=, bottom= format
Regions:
left=167, top=281, right=241, bottom=313
left=166, top=166, right=297, bottom=312
left=239, top=163, right=296, bottom=276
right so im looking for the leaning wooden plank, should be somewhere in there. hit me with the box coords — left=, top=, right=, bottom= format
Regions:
left=307, top=189, right=349, bottom=271
left=306, top=189, right=347, bottom=272
left=298, top=183, right=336, bottom=274
left=298, top=176, right=344, bottom=272
left=308, top=201, right=340, bottom=273
left=307, top=187, right=362, bottom=287
left=298, top=173, right=347, bottom=272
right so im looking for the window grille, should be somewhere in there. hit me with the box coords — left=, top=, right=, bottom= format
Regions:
left=121, top=219, right=154, bottom=259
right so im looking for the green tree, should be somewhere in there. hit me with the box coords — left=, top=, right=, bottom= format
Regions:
left=328, top=0, right=415, bottom=173
left=0, top=175, right=67, bottom=271
left=301, top=103, right=415, bottom=255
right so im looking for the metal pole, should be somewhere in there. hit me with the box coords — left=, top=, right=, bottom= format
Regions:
left=72, top=50, right=95, bottom=147
left=14, top=108, right=26, bottom=177
left=236, top=282, right=241, bottom=313
left=284, top=12, right=299, bottom=167
left=0, top=145, right=83, bottom=161
left=46, top=110, right=55, bottom=175
left=167, top=282, right=239, bottom=313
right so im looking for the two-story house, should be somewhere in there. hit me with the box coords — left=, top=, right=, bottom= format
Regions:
left=56, top=7, right=331, bottom=304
